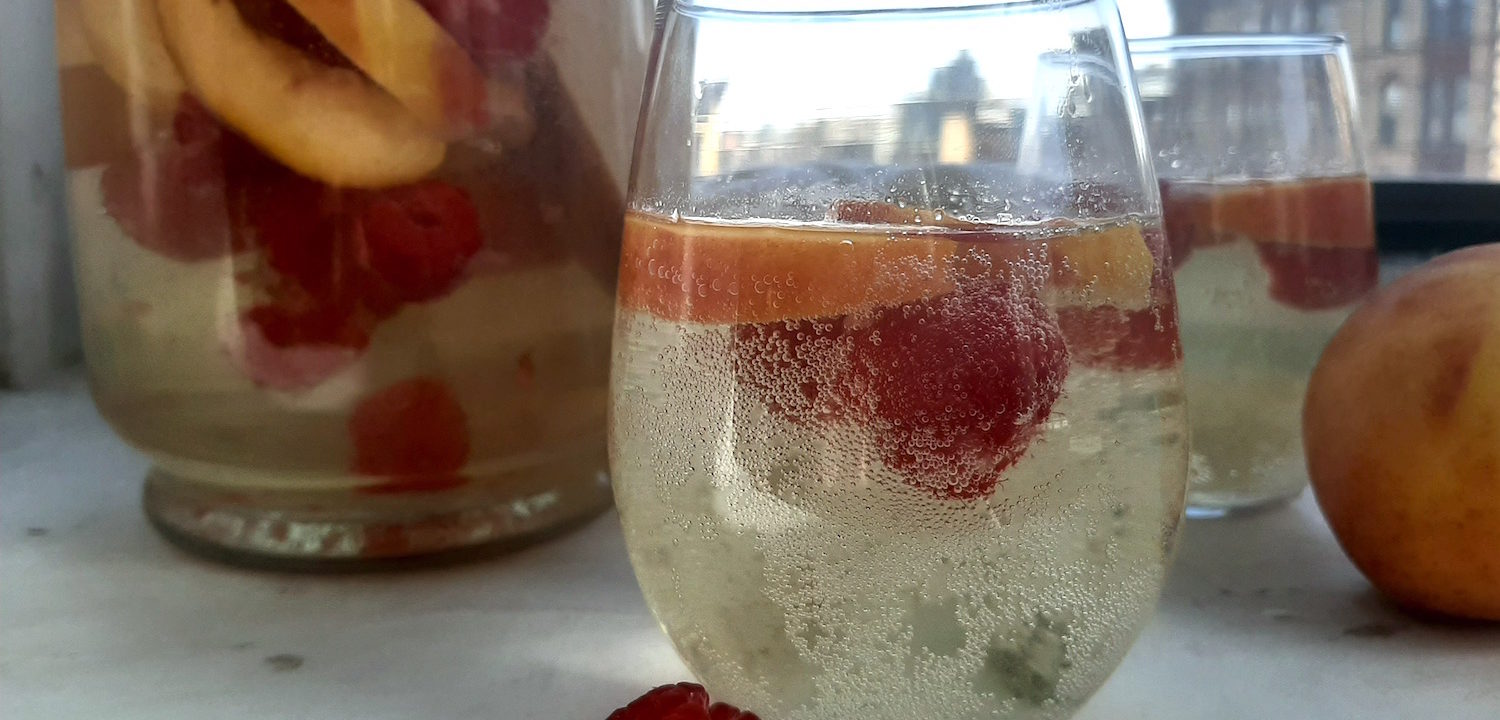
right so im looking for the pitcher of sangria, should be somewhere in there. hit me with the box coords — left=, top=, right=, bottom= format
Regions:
left=53, top=0, right=651, bottom=567
left=1132, top=35, right=1378, bottom=517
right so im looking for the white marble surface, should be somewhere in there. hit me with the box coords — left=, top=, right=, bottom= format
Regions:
left=3, top=373, right=1498, bottom=720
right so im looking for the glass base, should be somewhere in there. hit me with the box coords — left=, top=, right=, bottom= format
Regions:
left=1185, top=485, right=1303, bottom=520
left=142, top=462, right=613, bottom=571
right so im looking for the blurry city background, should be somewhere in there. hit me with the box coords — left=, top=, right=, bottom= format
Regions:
left=1165, top=0, right=1495, bottom=180
left=689, top=0, right=1500, bottom=182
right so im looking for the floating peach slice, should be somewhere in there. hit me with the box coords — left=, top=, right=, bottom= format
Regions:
left=156, top=0, right=444, bottom=188
left=75, top=0, right=185, bottom=110
left=1042, top=222, right=1155, bottom=310
left=1169, top=177, right=1374, bottom=249
left=619, top=214, right=956, bottom=325
left=282, top=0, right=533, bottom=142
left=830, top=200, right=1155, bottom=310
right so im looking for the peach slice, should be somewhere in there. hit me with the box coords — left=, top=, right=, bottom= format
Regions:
left=75, top=0, right=185, bottom=110
left=281, top=0, right=532, bottom=141
left=619, top=214, right=957, bottom=325
left=156, top=0, right=444, bottom=188
left=1042, top=222, right=1156, bottom=310
left=831, top=200, right=1155, bottom=310
left=1163, top=177, right=1374, bottom=250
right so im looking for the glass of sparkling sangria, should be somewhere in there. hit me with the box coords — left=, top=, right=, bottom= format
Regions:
left=611, top=2, right=1189, bottom=718
left=53, top=0, right=652, bottom=567
left=1132, top=35, right=1378, bottom=517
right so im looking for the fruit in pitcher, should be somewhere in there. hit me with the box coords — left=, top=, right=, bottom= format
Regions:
left=76, top=0, right=185, bottom=110
left=156, top=0, right=445, bottom=187
left=357, top=179, right=484, bottom=302
left=349, top=377, right=471, bottom=493
left=1305, top=244, right=1500, bottom=620
left=417, top=0, right=552, bottom=67
left=100, top=98, right=239, bottom=261
left=281, top=0, right=533, bottom=140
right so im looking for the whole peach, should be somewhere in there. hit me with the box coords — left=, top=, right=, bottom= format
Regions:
left=1305, top=243, right=1500, bottom=620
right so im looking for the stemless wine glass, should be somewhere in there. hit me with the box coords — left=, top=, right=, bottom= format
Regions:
left=1131, top=35, right=1378, bottom=518
left=611, top=2, right=1188, bottom=718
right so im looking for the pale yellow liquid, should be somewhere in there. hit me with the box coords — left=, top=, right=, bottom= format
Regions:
left=611, top=223, right=1189, bottom=718
left=1174, top=242, right=1356, bottom=515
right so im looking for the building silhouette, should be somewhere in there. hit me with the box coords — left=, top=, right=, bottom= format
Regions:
left=1171, top=0, right=1499, bottom=178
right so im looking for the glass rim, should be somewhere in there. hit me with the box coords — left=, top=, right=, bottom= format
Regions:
left=674, top=0, right=1100, bottom=19
left=1129, top=33, right=1349, bottom=59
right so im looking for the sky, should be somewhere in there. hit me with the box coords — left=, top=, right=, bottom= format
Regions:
left=690, top=0, right=1174, bottom=131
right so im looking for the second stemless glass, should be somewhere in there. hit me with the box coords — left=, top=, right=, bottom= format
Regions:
left=1132, top=35, right=1378, bottom=518
left=612, top=2, right=1187, bottom=718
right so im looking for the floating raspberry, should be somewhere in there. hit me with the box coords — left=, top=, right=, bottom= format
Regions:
left=1255, top=242, right=1378, bottom=311
left=732, top=316, right=857, bottom=425
left=1056, top=301, right=1180, bottom=371
left=349, top=377, right=471, bottom=493
left=357, top=180, right=484, bottom=303
left=852, top=283, right=1069, bottom=501
left=606, top=683, right=759, bottom=720
left=100, top=97, right=240, bottom=262
left=417, top=0, right=551, bottom=66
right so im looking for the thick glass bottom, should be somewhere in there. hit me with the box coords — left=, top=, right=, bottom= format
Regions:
left=1185, top=476, right=1304, bottom=519
left=142, top=460, right=612, bottom=571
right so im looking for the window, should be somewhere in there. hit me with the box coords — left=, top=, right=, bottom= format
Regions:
left=1423, top=80, right=1447, bottom=146
left=1152, top=0, right=1495, bottom=181
left=1379, top=78, right=1403, bottom=147
left=1452, top=73, right=1470, bottom=142
left=1427, top=0, right=1453, bottom=41
left=1132, top=0, right=1500, bottom=254
left=1384, top=0, right=1405, bottom=49
left=1311, top=0, right=1338, bottom=32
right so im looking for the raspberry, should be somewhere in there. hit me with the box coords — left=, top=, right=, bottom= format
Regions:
left=417, top=0, right=551, bottom=67
left=1056, top=228, right=1182, bottom=371
left=356, top=180, right=484, bottom=303
left=1055, top=300, right=1180, bottom=371
left=707, top=703, right=758, bottom=720
left=732, top=316, right=857, bottom=425
left=1255, top=242, right=1378, bottom=311
left=470, top=174, right=563, bottom=270
left=852, top=283, right=1069, bottom=501
left=606, top=683, right=758, bottom=720
left=100, top=97, right=242, bottom=262
left=349, top=378, right=471, bottom=491
left=350, top=377, right=471, bottom=474
left=243, top=301, right=370, bottom=350
left=233, top=300, right=372, bottom=391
